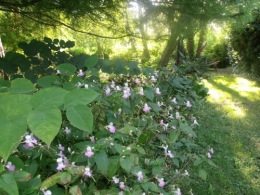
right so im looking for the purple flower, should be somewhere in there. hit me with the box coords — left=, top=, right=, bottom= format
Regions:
left=110, top=81, right=116, bottom=88
left=171, top=97, right=178, bottom=104
left=56, top=158, right=66, bottom=170
left=119, top=182, right=125, bottom=189
left=85, top=146, right=94, bottom=157
left=150, top=76, right=157, bottom=82
left=84, top=166, right=92, bottom=177
left=90, top=136, right=95, bottom=143
left=174, top=188, right=182, bottom=195
left=108, top=122, right=116, bottom=133
left=64, top=127, right=71, bottom=134
left=105, top=86, right=111, bottom=96
left=143, top=103, right=151, bottom=113
left=58, top=144, right=65, bottom=151
left=139, top=87, right=144, bottom=95
left=112, top=176, right=119, bottom=184
left=137, top=171, right=143, bottom=181
left=157, top=178, right=166, bottom=187
left=155, top=88, right=161, bottom=95
left=23, top=133, right=38, bottom=149
left=5, top=162, right=15, bottom=171
left=77, top=69, right=84, bottom=77
left=123, top=89, right=131, bottom=99
left=210, top=148, right=214, bottom=154
left=186, top=101, right=192, bottom=108
left=207, top=152, right=212, bottom=159
left=175, top=112, right=180, bottom=119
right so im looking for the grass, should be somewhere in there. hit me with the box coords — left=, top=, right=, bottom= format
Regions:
left=192, top=70, right=260, bottom=195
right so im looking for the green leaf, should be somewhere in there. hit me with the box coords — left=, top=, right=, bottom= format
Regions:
left=144, top=87, right=154, bottom=101
left=9, top=78, right=35, bottom=94
left=120, top=156, right=131, bottom=174
left=13, top=171, right=32, bottom=182
left=40, top=172, right=62, bottom=190
left=141, top=182, right=149, bottom=192
left=69, top=185, right=82, bottom=195
left=95, top=150, right=108, bottom=174
left=207, top=159, right=217, bottom=168
left=0, top=94, right=31, bottom=120
left=117, top=126, right=137, bottom=134
left=0, top=164, right=4, bottom=174
left=27, top=108, right=62, bottom=145
left=194, top=158, right=204, bottom=166
left=152, top=166, right=163, bottom=176
left=85, top=56, right=99, bottom=68
left=107, top=156, right=120, bottom=178
left=37, top=75, right=59, bottom=88
left=30, top=87, right=68, bottom=110
left=199, top=169, right=207, bottom=181
left=147, top=102, right=162, bottom=112
left=7, top=156, right=24, bottom=170
left=136, top=146, right=146, bottom=154
left=169, top=130, right=180, bottom=143
left=59, top=172, right=71, bottom=185
left=66, top=105, right=93, bottom=133
left=57, top=63, right=76, bottom=76
left=63, top=88, right=99, bottom=108
left=0, top=118, right=27, bottom=162
left=0, top=173, right=19, bottom=195
left=180, top=122, right=197, bottom=137
left=114, top=144, right=123, bottom=154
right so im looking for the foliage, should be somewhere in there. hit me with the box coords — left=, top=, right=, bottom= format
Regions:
left=230, top=9, right=260, bottom=76
left=0, top=39, right=212, bottom=194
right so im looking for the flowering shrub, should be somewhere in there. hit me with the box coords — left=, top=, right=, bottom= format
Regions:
left=0, top=55, right=214, bottom=195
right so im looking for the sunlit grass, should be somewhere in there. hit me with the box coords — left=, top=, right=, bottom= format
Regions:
left=192, top=71, right=260, bottom=195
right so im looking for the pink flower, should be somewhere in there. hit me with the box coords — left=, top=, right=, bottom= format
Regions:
left=155, top=88, right=161, bottom=95
left=157, top=178, right=166, bottom=187
left=210, top=148, right=214, bottom=154
left=176, top=112, right=180, bottom=119
left=64, top=127, right=71, bottom=134
left=56, top=158, right=66, bottom=170
left=77, top=69, right=84, bottom=77
left=108, top=122, right=116, bottom=133
left=110, top=81, right=116, bottom=88
left=85, top=146, right=94, bottom=157
left=119, top=182, right=125, bottom=189
left=90, top=136, right=95, bottom=143
left=174, top=188, right=182, bottom=195
left=183, top=170, right=189, bottom=177
left=135, top=78, right=141, bottom=84
left=105, top=87, right=111, bottom=96
left=5, top=162, right=15, bottom=171
left=42, top=190, right=52, bottom=195
left=171, top=97, right=178, bottom=104
left=139, top=87, right=144, bottom=95
left=23, top=133, right=38, bottom=149
left=58, top=144, right=65, bottom=151
left=207, top=152, right=212, bottom=159
left=186, top=101, right=192, bottom=108
left=143, top=103, right=151, bottom=113
left=166, top=150, right=174, bottom=158
left=112, top=176, right=119, bottom=184
left=84, top=166, right=92, bottom=177
left=123, top=89, right=131, bottom=99
left=150, top=76, right=157, bottom=82
left=137, top=171, right=143, bottom=181
left=115, top=86, right=122, bottom=91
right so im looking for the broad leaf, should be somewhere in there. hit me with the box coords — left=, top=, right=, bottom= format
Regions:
left=66, top=105, right=93, bottom=133
left=95, top=150, right=108, bottom=174
left=40, top=172, right=62, bottom=190
left=57, top=63, right=76, bottom=76
left=63, top=88, right=99, bottom=108
left=199, top=169, right=207, bottom=181
left=147, top=102, right=162, bottom=112
left=37, top=75, right=59, bottom=88
left=60, top=172, right=71, bottom=185
left=169, top=130, right=180, bottom=143
left=0, top=173, right=19, bottom=195
left=13, top=171, right=32, bottom=182
left=144, top=87, right=154, bottom=101
left=120, top=156, right=131, bottom=174
left=0, top=118, right=27, bottom=162
left=69, top=185, right=82, bottom=195
left=0, top=94, right=31, bottom=120
left=27, top=108, right=62, bottom=145
left=117, top=126, right=137, bottom=134
left=30, top=87, right=68, bottom=110
left=85, top=56, right=99, bottom=68
left=9, top=78, right=35, bottom=94
left=180, top=122, right=197, bottom=137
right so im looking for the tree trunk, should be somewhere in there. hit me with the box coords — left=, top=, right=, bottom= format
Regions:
left=158, top=26, right=180, bottom=67
left=195, top=21, right=207, bottom=58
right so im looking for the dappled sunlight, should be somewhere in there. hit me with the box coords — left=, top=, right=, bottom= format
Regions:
left=203, top=79, right=246, bottom=118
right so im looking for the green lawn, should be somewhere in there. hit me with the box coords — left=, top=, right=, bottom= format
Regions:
left=193, top=70, right=260, bottom=195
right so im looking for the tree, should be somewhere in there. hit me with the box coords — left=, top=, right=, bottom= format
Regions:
left=138, top=0, right=260, bottom=67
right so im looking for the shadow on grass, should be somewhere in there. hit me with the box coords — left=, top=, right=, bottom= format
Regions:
left=192, top=74, right=260, bottom=195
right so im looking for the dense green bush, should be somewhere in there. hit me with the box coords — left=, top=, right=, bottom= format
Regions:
left=0, top=38, right=213, bottom=195
left=230, top=10, right=260, bottom=75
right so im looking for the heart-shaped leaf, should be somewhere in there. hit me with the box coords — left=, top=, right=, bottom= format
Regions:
left=9, top=78, right=35, bottom=94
